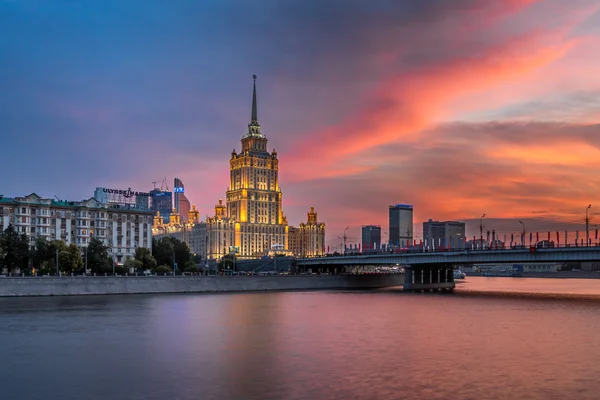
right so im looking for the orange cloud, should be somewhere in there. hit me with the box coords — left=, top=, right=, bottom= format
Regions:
left=283, top=31, right=576, bottom=182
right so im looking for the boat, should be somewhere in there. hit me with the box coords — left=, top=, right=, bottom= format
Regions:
left=453, top=269, right=466, bottom=279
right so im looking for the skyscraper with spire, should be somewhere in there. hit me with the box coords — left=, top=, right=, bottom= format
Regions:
left=206, top=75, right=288, bottom=259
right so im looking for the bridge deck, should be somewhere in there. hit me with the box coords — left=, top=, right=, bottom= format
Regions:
left=298, top=247, right=600, bottom=266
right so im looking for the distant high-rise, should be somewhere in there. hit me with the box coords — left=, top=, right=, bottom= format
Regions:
left=423, top=219, right=466, bottom=249
left=173, top=177, right=191, bottom=220
left=389, top=204, right=413, bottom=247
left=150, top=189, right=172, bottom=224
left=361, top=225, right=381, bottom=250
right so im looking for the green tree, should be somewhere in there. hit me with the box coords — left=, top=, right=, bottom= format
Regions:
left=123, top=257, right=143, bottom=271
left=135, top=247, right=156, bottom=271
left=152, top=237, right=174, bottom=267
left=59, top=244, right=83, bottom=274
left=172, top=238, right=191, bottom=268
left=218, top=254, right=235, bottom=272
left=87, top=237, right=111, bottom=273
left=152, top=237, right=192, bottom=272
left=154, top=265, right=172, bottom=274
left=31, top=237, right=51, bottom=268
left=0, top=225, right=30, bottom=273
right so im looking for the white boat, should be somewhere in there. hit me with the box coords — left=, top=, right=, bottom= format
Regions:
left=453, top=269, right=466, bottom=279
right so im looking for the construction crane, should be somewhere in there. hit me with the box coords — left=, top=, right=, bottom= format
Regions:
left=161, top=176, right=169, bottom=191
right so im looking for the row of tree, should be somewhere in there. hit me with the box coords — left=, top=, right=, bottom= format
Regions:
left=0, top=225, right=199, bottom=275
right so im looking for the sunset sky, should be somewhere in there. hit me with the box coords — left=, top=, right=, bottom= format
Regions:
left=2, top=0, right=600, bottom=249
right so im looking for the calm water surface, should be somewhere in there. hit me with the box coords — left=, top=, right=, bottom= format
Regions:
left=2, top=277, right=600, bottom=400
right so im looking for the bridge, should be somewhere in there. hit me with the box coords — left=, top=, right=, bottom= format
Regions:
left=297, top=246, right=600, bottom=292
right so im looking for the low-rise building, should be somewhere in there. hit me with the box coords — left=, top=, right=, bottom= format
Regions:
left=423, top=219, right=466, bottom=249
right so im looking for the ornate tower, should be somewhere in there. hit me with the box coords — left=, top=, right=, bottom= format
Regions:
left=221, top=75, right=287, bottom=257
left=226, top=75, right=283, bottom=226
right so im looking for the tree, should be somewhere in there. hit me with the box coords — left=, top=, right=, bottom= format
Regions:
left=154, top=265, right=172, bottom=274
left=31, top=237, right=51, bottom=268
left=152, top=237, right=174, bottom=267
left=0, top=225, right=30, bottom=273
left=59, top=244, right=83, bottom=274
left=87, top=237, right=111, bottom=273
left=152, top=237, right=192, bottom=272
left=218, top=254, right=235, bottom=272
left=172, top=238, right=191, bottom=268
left=123, top=257, right=143, bottom=271
left=135, top=247, right=156, bottom=271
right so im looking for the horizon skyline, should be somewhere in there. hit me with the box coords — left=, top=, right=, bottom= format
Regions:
left=3, top=0, right=600, bottom=249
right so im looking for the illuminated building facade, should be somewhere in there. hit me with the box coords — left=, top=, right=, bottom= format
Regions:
left=206, top=76, right=288, bottom=259
left=297, top=207, right=325, bottom=257
left=152, top=204, right=206, bottom=257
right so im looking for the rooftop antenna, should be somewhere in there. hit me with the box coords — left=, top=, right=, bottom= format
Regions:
left=152, top=181, right=158, bottom=190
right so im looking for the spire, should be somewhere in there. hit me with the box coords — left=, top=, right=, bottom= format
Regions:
left=251, top=74, right=258, bottom=123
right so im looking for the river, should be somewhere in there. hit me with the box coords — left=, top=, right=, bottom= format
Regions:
left=1, top=277, right=600, bottom=399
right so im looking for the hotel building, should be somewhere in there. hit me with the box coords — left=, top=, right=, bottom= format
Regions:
left=205, top=75, right=288, bottom=259
left=151, top=76, right=326, bottom=260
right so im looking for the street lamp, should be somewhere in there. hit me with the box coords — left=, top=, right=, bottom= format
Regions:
left=519, top=221, right=525, bottom=246
left=586, top=204, right=592, bottom=247
left=479, top=214, right=486, bottom=248
left=343, top=226, right=349, bottom=255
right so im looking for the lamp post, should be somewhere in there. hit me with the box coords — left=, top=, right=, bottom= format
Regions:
left=479, top=214, right=486, bottom=249
left=173, top=250, right=176, bottom=275
left=519, top=221, right=525, bottom=246
left=55, top=247, right=59, bottom=277
left=343, top=227, right=349, bottom=255
left=586, top=204, right=592, bottom=247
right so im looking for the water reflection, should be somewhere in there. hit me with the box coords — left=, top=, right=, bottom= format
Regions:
left=1, top=281, right=600, bottom=399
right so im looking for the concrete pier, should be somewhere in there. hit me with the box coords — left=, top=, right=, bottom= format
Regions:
left=403, top=264, right=455, bottom=292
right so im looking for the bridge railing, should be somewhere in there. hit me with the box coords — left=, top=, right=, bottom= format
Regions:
left=319, top=242, right=600, bottom=258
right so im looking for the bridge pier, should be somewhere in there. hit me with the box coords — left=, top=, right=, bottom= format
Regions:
left=403, top=264, right=455, bottom=292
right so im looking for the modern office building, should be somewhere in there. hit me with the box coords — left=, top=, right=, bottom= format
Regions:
left=0, top=193, right=153, bottom=264
left=389, top=204, right=413, bottom=247
left=150, top=189, right=172, bottom=223
left=423, top=219, right=466, bottom=249
left=361, top=225, right=382, bottom=250
left=205, top=75, right=289, bottom=259
left=173, top=177, right=191, bottom=222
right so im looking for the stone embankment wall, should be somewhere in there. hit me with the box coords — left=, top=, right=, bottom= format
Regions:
left=0, top=274, right=404, bottom=297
